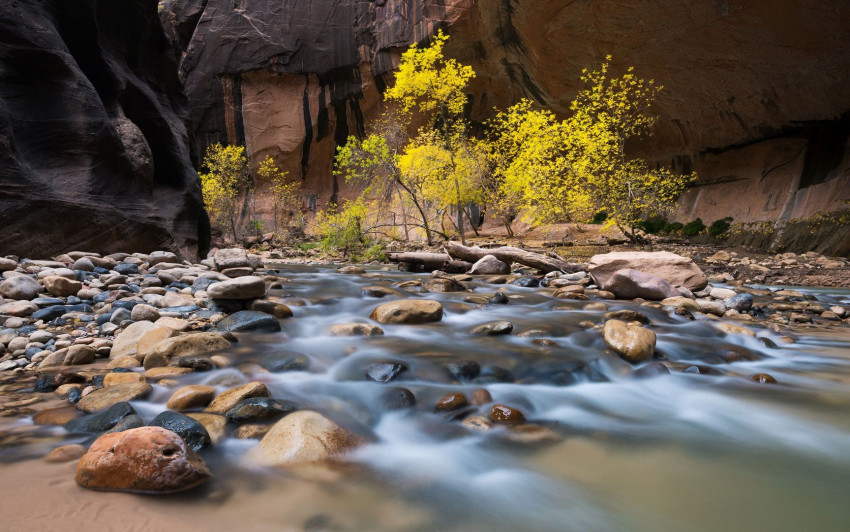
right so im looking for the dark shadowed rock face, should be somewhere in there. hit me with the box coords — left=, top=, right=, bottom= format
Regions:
left=0, top=0, right=209, bottom=259
left=163, top=0, right=850, bottom=254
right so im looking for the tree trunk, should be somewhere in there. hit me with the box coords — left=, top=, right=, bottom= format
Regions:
left=387, top=252, right=471, bottom=273
left=445, top=242, right=581, bottom=273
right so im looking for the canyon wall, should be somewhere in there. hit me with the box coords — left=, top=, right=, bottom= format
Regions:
left=162, top=0, right=850, bottom=252
left=0, top=0, right=209, bottom=258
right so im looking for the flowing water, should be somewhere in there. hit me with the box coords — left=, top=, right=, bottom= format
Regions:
left=2, top=265, right=850, bottom=531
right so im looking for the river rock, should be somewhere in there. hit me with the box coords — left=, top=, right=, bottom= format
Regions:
left=370, top=299, right=443, bottom=324
left=469, top=321, right=514, bottom=336
left=75, top=382, right=153, bottom=413
left=42, top=275, right=82, bottom=297
left=589, top=251, right=707, bottom=291
left=215, top=310, right=281, bottom=333
left=261, top=353, right=309, bottom=373
left=0, top=275, right=42, bottom=300
left=725, top=293, right=754, bottom=312
left=0, top=300, right=37, bottom=316
left=206, top=382, right=270, bottom=414
left=435, top=392, right=469, bottom=411
left=469, top=255, right=511, bottom=275
left=111, top=321, right=159, bottom=359
left=661, top=296, right=701, bottom=312
left=166, top=385, right=216, bottom=411
left=213, top=248, right=249, bottom=270
left=329, top=323, right=384, bottom=336
left=65, top=402, right=137, bottom=433
left=750, top=373, right=778, bottom=384
left=76, top=427, right=211, bottom=493
left=136, top=327, right=177, bottom=359
left=103, top=372, right=145, bottom=386
left=365, top=361, right=407, bottom=383
left=130, top=304, right=161, bottom=322
left=489, top=404, right=526, bottom=424
left=359, top=286, right=401, bottom=298
left=0, top=257, right=17, bottom=272
left=225, top=397, right=298, bottom=423
left=247, top=411, right=363, bottom=466
left=337, top=265, right=365, bottom=274
left=602, top=269, right=680, bottom=300
left=45, top=443, right=87, bottom=463
left=186, top=413, right=227, bottom=444
left=64, top=344, right=95, bottom=366
left=715, top=322, right=756, bottom=337
left=207, top=276, right=266, bottom=299
left=150, top=411, right=211, bottom=451
left=143, top=332, right=231, bottom=369
left=603, top=319, right=656, bottom=363
left=378, top=387, right=416, bottom=410
left=106, top=414, right=147, bottom=434
left=423, top=277, right=468, bottom=293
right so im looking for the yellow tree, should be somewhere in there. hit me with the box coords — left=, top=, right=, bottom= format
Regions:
left=256, top=155, right=299, bottom=235
left=566, top=57, right=693, bottom=240
left=486, top=58, right=692, bottom=241
left=384, top=30, right=476, bottom=244
left=398, top=130, right=485, bottom=237
left=335, top=111, right=438, bottom=245
left=199, top=143, right=253, bottom=242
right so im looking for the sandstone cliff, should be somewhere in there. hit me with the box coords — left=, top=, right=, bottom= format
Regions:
left=0, top=0, right=209, bottom=258
left=162, top=0, right=850, bottom=252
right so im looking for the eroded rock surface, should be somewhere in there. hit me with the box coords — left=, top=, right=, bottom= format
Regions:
left=0, top=0, right=208, bottom=258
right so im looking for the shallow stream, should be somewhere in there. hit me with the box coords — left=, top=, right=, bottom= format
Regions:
left=2, top=265, right=850, bottom=531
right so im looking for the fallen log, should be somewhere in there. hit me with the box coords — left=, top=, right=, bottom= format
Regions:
left=387, top=252, right=472, bottom=273
left=445, top=242, right=581, bottom=273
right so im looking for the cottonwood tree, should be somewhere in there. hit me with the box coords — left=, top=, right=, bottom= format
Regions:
left=199, top=143, right=254, bottom=242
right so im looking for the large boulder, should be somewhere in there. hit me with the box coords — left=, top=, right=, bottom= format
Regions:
left=247, top=411, right=363, bottom=466
left=602, top=269, right=682, bottom=301
left=370, top=300, right=443, bottom=324
left=589, top=252, right=708, bottom=291
left=0, top=0, right=207, bottom=258
left=76, top=427, right=211, bottom=493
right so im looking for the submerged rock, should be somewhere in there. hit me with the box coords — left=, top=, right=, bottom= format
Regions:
left=469, top=321, right=513, bottom=336
left=370, top=300, right=443, bottom=324
left=76, top=427, right=211, bottom=493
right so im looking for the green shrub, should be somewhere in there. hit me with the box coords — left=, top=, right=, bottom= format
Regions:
left=590, top=210, right=608, bottom=225
left=662, top=222, right=683, bottom=234
left=682, top=218, right=705, bottom=236
left=358, top=242, right=388, bottom=263
left=634, top=216, right=667, bottom=235
left=708, top=217, right=733, bottom=236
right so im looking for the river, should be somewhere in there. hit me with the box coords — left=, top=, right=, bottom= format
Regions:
left=2, top=265, right=849, bottom=531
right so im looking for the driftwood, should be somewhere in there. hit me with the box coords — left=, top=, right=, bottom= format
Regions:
left=387, top=252, right=472, bottom=273
left=445, top=242, right=580, bottom=273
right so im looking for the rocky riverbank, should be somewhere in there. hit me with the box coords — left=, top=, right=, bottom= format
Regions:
left=0, top=245, right=848, bottom=497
